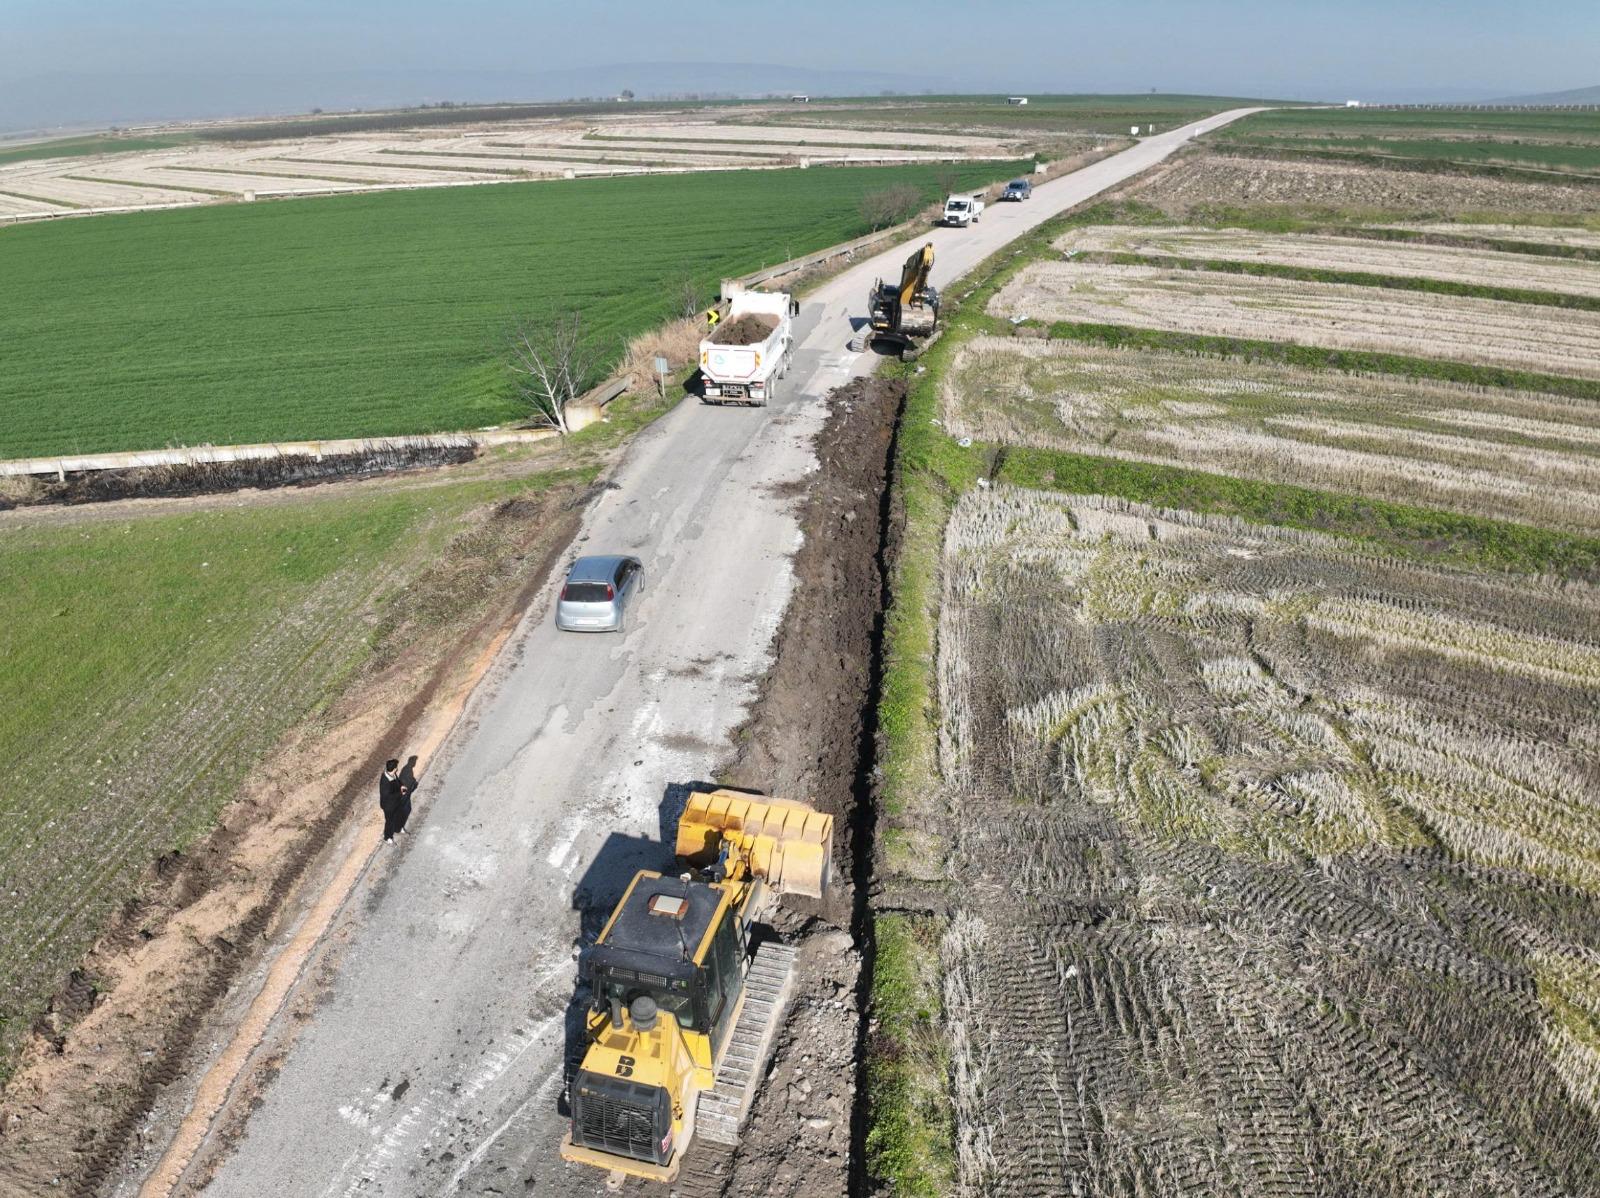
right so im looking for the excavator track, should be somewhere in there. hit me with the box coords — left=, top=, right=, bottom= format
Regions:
left=695, top=941, right=798, bottom=1146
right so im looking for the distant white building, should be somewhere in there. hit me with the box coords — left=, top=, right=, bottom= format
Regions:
left=1346, top=99, right=1363, bottom=108
left=790, top=94, right=810, bottom=103
left=1007, top=96, right=1029, bottom=106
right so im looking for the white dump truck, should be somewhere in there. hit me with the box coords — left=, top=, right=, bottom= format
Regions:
left=942, top=193, right=985, bottom=227
left=699, top=284, right=796, bottom=405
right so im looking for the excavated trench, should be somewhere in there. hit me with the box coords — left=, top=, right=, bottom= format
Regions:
left=699, top=375, right=908, bottom=1198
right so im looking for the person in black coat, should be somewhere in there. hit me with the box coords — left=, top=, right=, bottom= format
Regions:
left=379, top=759, right=406, bottom=843
left=396, top=755, right=418, bottom=835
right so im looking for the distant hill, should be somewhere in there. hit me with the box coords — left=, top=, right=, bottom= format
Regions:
left=0, top=63, right=952, bottom=135
left=1490, top=83, right=1600, bottom=105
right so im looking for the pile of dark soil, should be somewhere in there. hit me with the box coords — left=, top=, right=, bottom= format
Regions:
left=700, top=375, right=906, bottom=1198
left=710, top=314, right=780, bottom=346
left=0, top=444, right=476, bottom=510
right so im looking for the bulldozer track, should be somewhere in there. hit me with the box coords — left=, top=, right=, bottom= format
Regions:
left=696, top=941, right=797, bottom=1146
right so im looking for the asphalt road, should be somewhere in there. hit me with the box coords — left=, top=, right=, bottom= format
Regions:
left=184, top=107, right=1262, bottom=1198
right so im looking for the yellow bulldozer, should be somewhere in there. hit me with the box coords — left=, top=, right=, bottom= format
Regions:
left=560, top=788, right=834, bottom=1182
left=864, top=241, right=939, bottom=356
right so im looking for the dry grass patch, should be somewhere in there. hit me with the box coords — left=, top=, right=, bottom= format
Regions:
left=621, top=315, right=704, bottom=379
left=992, top=260, right=1600, bottom=379
left=1382, top=221, right=1600, bottom=248
left=1062, top=224, right=1600, bottom=297
left=945, top=337, right=1600, bottom=532
left=934, top=487, right=1600, bottom=1196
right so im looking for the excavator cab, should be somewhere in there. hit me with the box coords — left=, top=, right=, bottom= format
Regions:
left=867, top=242, right=939, bottom=353
left=561, top=789, right=834, bottom=1182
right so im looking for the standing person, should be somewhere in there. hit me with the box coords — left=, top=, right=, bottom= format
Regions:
left=395, top=755, right=419, bottom=837
left=378, top=759, right=404, bottom=844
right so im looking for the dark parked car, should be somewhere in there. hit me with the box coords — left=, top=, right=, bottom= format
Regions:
left=1001, top=178, right=1033, bottom=201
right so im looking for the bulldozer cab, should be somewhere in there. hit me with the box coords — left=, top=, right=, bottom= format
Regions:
left=566, top=873, right=746, bottom=1176
left=588, top=873, right=747, bottom=1055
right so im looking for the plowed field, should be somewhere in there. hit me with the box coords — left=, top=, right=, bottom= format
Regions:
left=991, top=261, right=1600, bottom=378
left=944, top=337, right=1600, bottom=531
left=1062, top=225, right=1600, bottom=296
left=936, top=488, right=1600, bottom=1196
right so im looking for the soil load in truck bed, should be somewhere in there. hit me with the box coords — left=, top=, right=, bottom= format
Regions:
left=710, top=313, right=781, bottom=346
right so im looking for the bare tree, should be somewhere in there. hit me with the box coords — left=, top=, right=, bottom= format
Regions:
left=507, top=312, right=598, bottom=434
left=858, top=183, right=922, bottom=231
left=674, top=277, right=702, bottom=319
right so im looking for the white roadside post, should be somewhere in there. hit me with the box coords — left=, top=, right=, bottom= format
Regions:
left=654, top=355, right=669, bottom=399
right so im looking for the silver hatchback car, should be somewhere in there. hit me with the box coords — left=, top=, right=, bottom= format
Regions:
left=555, top=554, right=644, bottom=633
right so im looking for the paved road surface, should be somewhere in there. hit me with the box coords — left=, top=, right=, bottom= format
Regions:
left=181, top=107, right=1262, bottom=1198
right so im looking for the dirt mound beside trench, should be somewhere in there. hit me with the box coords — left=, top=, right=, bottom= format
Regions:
left=684, top=375, right=904, bottom=1198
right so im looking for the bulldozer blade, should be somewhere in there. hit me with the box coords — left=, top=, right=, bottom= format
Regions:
left=676, top=789, right=835, bottom=900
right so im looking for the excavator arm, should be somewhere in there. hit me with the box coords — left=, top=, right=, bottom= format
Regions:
left=864, top=242, right=939, bottom=352
left=897, top=242, right=934, bottom=308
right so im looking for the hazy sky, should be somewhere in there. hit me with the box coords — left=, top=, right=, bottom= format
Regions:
left=4, top=0, right=1597, bottom=126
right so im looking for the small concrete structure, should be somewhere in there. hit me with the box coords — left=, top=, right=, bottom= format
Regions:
left=1007, top=96, right=1029, bottom=106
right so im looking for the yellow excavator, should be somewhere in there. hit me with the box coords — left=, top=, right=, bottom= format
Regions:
left=560, top=789, right=834, bottom=1182
left=865, top=242, right=939, bottom=355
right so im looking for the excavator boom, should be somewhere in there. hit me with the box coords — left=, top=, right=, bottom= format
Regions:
left=897, top=242, right=934, bottom=308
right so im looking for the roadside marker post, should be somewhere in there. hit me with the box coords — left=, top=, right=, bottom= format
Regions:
left=654, top=355, right=669, bottom=399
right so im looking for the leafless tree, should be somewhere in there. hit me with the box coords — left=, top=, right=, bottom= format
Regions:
left=507, top=312, right=598, bottom=434
left=858, top=183, right=923, bottom=231
left=674, top=277, right=702, bottom=319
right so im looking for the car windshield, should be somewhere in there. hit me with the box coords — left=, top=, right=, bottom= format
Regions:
left=564, top=581, right=611, bottom=603
left=948, top=201, right=968, bottom=210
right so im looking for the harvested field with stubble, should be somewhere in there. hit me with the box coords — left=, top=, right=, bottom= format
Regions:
left=1062, top=224, right=1600, bottom=296
left=1136, top=153, right=1600, bottom=217
left=934, top=487, right=1600, bottom=1196
left=944, top=337, right=1600, bottom=531
left=1385, top=221, right=1600, bottom=249
left=992, top=260, right=1600, bottom=378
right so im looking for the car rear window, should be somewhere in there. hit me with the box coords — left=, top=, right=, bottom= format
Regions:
left=563, top=582, right=612, bottom=603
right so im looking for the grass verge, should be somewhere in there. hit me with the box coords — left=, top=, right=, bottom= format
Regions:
left=865, top=914, right=953, bottom=1197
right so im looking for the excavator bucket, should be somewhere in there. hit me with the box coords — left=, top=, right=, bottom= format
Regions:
left=676, top=789, right=835, bottom=899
